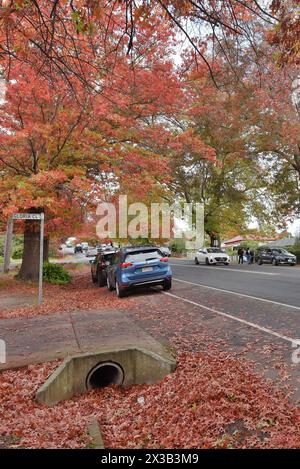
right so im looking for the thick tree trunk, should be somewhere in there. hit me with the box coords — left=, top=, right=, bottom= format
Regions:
left=17, top=220, right=40, bottom=281
left=17, top=208, right=45, bottom=281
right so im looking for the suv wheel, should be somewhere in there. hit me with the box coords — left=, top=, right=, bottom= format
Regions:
left=195, top=257, right=199, bottom=265
left=97, top=270, right=106, bottom=287
left=272, top=258, right=278, bottom=266
left=258, top=258, right=263, bottom=265
left=206, top=258, right=210, bottom=265
left=116, top=280, right=126, bottom=298
left=163, top=279, right=172, bottom=291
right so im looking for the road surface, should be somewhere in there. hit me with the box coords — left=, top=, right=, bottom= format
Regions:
left=169, top=259, right=300, bottom=307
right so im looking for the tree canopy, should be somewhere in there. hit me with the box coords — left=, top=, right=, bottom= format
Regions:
left=0, top=0, right=299, bottom=277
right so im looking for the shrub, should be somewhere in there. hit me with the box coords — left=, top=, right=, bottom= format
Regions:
left=224, top=247, right=235, bottom=256
left=12, top=247, right=23, bottom=259
left=43, top=262, right=71, bottom=285
left=13, top=235, right=23, bottom=247
left=169, top=238, right=186, bottom=254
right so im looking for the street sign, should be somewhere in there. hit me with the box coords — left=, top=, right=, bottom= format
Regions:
left=12, top=213, right=43, bottom=220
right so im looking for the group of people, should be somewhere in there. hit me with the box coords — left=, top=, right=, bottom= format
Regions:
left=237, top=247, right=255, bottom=265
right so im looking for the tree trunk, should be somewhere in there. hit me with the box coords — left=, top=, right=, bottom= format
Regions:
left=17, top=208, right=44, bottom=281
left=210, top=233, right=221, bottom=248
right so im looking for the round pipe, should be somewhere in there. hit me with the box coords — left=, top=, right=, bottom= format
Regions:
left=86, top=362, right=124, bottom=390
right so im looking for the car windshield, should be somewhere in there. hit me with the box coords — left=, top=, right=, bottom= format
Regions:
left=125, top=250, right=161, bottom=263
left=206, top=248, right=225, bottom=253
left=103, top=253, right=115, bottom=261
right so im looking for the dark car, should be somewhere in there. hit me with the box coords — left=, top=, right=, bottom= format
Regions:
left=91, top=250, right=117, bottom=287
left=256, top=247, right=296, bottom=266
left=106, top=246, right=172, bottom=298
left=74, top=244, right=83, bottom=253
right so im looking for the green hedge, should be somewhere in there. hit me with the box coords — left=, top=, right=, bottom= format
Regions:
left=43, top=262, right=71, bottom=285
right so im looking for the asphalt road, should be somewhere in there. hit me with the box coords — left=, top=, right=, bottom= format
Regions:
left=169, top=259, right=300, bottom=307
left=161, top=259, right=300, bottom=401
left=165, top=259, right=300, bottom=346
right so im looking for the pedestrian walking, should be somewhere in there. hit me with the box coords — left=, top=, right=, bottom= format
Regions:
left=238, top=247, right=244, bottom=264
left=249, top=249, right=255, bottom=264
left=245, top=248, right=250, bottom=263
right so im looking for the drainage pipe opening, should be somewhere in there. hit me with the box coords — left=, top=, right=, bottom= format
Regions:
left=86, top=362, right=124, bottom=390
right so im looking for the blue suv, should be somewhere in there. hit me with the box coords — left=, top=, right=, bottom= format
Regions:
left=106, top=246, right=172, bottom=298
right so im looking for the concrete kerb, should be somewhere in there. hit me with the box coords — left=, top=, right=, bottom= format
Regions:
left=36, top=346, right=176, bottom=406
left=87, top=417, right=105, bottom=449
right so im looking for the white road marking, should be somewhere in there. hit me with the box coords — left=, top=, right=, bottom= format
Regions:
left=164, top=292, right=297, bottom=344
left=172, top=278, right=300, bottom=311
left=170, top=263, right=278, bottom=276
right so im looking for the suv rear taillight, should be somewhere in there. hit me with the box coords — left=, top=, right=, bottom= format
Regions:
left=160, top=257, right=168, bottom=262
left=120, top=262, right=133, bottom=268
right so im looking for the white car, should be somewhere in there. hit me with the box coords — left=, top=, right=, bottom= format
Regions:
left=160, top=246, right=171, bottom=257
left=195, top=247, right=230, bottom=265
left=85, top=248, right=98, bottom=258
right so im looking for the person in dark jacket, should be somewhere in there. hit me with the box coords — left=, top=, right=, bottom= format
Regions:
left=238, top=247, right=244, bottom=264
left=249, top=249, right=255, bottom=264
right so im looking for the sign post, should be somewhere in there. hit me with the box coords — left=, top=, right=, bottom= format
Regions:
left=38, top=213, right=44, bottom=304
left=3, top=218, right=13, bottom=273
left=3, top=213, right=44, bottom=304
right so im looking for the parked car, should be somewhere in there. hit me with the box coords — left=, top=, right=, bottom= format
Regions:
left=81, top=242, right=89, bottom=251
left=160, top=246, right=171, bottom=257
left=85, top=247, right=98, bottom=258
left=91, top=250, right=117, bottom=287
left=195, top=247, right=230, bottom=265
left=74, top=244, right=83, bottom=254
left=106, top=246, right=172, bottom=298
left=256, top=248, right=296, bottom=266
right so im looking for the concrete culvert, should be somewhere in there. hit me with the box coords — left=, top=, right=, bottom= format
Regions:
left=86, top=362, right=124, bottom=390
left=35, top=348, right=176, bottom=405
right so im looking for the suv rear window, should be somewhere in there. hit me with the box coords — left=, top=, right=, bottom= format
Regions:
left=125, top=249, right=162, bottom=263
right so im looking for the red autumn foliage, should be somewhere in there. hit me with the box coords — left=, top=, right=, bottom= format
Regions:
left=1, top=268, right=300, bottom=448
left=0, top=353, right=299, bottom=449
left=0, top=267, right=135, bottom=319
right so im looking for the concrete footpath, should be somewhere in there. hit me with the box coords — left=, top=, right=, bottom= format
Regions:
left=0, top=309, right=170, bottom=370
